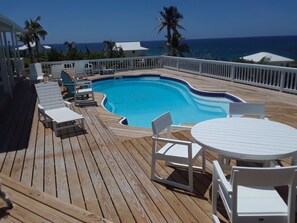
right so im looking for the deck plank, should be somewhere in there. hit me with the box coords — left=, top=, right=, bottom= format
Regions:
left=67, top=128, right=103, bottom=216
left=20, top=104, right=39, bottom=187
left=52, top=130, right=70, bottom=203
left=61, top=134, right=86, bottom=210
left=84, top=107, right=150, bottom=222
left=0, top=172, right=109, bottom=223
left=44, top=128, right=56, bottom=197
left=79, top=107, right=138, bottom=222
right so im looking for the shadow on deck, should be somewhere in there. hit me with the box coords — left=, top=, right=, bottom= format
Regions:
left=0, top=80, right=36, bottom=152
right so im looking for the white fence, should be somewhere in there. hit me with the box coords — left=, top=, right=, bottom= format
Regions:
left=41, top=55, right=297, bottom=94
left=162, top=56, right=297, bottom=94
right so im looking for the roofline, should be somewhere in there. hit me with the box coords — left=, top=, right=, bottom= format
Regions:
left=0, top=13, right=25, bottom=32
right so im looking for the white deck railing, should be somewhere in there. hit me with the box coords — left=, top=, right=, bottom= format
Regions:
left=40, top=55, right=297, bottom=94
left=161, top=56, right=297, bottom=94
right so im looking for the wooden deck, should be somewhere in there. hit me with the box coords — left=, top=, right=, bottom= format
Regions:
left=0, top=69, right=297, bottom=222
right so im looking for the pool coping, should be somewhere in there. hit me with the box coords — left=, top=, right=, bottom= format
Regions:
left=92, top=73, right=245, bottom=126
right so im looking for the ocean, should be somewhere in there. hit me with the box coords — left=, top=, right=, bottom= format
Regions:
left=49, top=36, right=297, bottom=61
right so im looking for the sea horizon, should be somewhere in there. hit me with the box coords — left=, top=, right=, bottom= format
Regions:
left=48, top=35, right=297, bottom=61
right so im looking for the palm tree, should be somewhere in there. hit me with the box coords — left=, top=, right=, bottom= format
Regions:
left=25, top=16, right=47, bottom=62
left=18, top=31, right=34, bottom=63
left=103, top=40, right=124, bottom=58
left=64, top=41, right=78, bottom=60
left=170, top=32, right=191, bottom=57
left=157, top=6, right=185, bottom=55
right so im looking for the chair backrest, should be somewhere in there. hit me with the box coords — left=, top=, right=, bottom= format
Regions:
left=29, top=63, right=44, bottom=80
left=231, top=165, right=297, bottom=187
left=50, top=64, right=63, bottom=80
left=61, top=71, right=75, bottom=93
left=229, top=102, right=265, bottom=119
left=230, top=165, right=297, bottom=223
left=151, top=112, right=172, bottom=136
left=35, top=82, right=65, bottom=110
left=74, top=60, right=88, bottom=77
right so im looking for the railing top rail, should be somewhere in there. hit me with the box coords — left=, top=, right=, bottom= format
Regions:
left=161, top=55, right=297, bottom=72
left=40, top=55, right=297, bottom=73
left=40, top=55, right=162, bottom=66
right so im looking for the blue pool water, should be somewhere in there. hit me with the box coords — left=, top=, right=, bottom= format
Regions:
left=93, top=76, right=236, bottom=128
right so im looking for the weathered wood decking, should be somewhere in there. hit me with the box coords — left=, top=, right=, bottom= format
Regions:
left=0, top=69, right=297, bottom=222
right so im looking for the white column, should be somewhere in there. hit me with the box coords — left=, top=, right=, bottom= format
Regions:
left=0, top=32, right=12, bottom=97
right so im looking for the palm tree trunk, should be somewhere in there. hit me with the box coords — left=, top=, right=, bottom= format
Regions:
left=28, top=46, right=34, bottom=63
left=36, top=40, right=40, bottom=62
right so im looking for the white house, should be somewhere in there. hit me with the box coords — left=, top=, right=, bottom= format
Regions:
left=16, top=42, right=51, bottom=56
left=243, top=52, right=294, bottom=66
left=115, top=42, right=148, bottom=57
left=0, top=13, right=25, bottom=98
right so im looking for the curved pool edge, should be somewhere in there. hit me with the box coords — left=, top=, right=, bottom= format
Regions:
left=94, top=73, right=245, bottom=127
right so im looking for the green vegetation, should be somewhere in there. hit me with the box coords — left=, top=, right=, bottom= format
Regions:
left=103, top=40, right=124, bottom=58
left=157, top=6, right=190, bottom=56
left=19, top=16, right=48, bottom=63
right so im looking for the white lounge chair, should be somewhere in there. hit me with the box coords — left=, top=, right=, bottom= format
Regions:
left=35, top=82, right=85, bottom=136
left=29, top=63, right=44, bottom=81
left=228, top=102, right=266, bottom=119
left=151, top=112, right=205, bottom=192
left=50, top=64, right=63, bottom=81
left=212, top=160, right=297, bottom=223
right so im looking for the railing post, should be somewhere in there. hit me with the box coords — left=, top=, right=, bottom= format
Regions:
left=230, top=65, right=235, bottom=82
left=176, top=58, right=179, bottom=70
left=130, top=59, right=134, bottom=70
left=199, top=62, right=202, bottom=74
left=279, top=71, right=285, bottom=92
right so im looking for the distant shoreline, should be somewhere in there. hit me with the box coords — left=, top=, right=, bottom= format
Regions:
left=48, top=35, right=297, bottom=61
left=46, top=35, right=297, bottom=45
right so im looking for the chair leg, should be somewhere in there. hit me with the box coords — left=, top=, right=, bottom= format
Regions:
left=201, top=149, right=206, bottom=173
left=188, top=161, right=194, bottom=192
left=53, top=122, right=58, bottom=137
left=211, top=169, right=221, bottom=223
left=151, top=154, right=157, bottom=180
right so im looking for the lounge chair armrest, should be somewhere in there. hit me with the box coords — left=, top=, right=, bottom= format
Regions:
left=152, top=136, right=191, bottom=146
left=37, top=104, right=45, bottom=113
left=63, top=83, right=75, bottom=87
left=75, top=81, right=93, bottom=89
left=213, top=161, right=232, bottom=194
left=75, top=81, right=92, bottom=86
left=64, top=100, right=72, bottom=109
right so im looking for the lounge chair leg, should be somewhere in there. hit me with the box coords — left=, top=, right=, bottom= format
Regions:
left=53, top=122, right=58, bottom=136
left=80, top=119, right=85, bottom=130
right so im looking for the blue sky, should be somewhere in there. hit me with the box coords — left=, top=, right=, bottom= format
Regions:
left=3, top=0, right=297, bottom=44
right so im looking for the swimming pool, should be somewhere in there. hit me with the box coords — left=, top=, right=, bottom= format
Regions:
left=93, top=75, right=242, bottom=128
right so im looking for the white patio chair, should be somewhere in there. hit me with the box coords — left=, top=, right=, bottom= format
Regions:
left=74, top=80, right=96, bottom=106
left=151, top=112, right=205, bottom=192
left=74, top=60, right=92, bottom=78
left=29, top=63, right=44, bottom=81
left=35, top=82, right=85, bottom=136
left=224, top=102, right=268, bottom=167
left=228, top=102, right=266, bottom=119
left=212, top=160, right=297, bottom=223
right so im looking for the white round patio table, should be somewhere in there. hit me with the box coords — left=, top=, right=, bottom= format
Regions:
left=191, top=118, right=297, bottom=162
